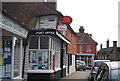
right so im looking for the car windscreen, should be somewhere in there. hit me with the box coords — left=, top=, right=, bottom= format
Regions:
left=94, top=61, right=109, bottom=67
left=111, top=69, right=120, bottom=80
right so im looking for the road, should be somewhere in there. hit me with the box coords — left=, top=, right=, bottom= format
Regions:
left=59, top=70, right=90, bottom=81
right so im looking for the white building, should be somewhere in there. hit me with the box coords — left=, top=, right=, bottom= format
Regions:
left=0, top=10, right=28, bottom=81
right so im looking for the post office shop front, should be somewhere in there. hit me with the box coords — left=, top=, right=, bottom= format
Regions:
left=27, top=29, right=70, bottom=80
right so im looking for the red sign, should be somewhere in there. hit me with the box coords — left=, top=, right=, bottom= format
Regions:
left=61, top=16, right=72, bottom=24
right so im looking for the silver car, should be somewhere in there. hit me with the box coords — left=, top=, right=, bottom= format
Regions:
left=76, top=60, right=86, bottom=71
left=94, top=61, right=120, bottom=81
left=88, top=60, right=110, bottom=81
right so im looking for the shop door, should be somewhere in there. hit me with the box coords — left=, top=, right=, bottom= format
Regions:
left=3, top=40, right=12, bottom=79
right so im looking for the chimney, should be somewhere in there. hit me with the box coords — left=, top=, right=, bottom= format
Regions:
left=46, top=0, right=57, bottom=9
left=100, top=44, right=103, bottom=49
left=106, top=39, right=109, bottom=48
left=113, top=41, right=117, bottom=47
left=79, top=26, right=85, bottom=33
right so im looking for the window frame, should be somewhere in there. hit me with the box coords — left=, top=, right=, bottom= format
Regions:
left=28, top=36, right=61, bottom=71
left=80, top=45, right=83, bottom=53
left=86, top=44, right=92, bottom=52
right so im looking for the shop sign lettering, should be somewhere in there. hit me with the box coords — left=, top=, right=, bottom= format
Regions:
left=36, top=31, right=55, bottom=35
left=0, top=16, right=28, bottom=38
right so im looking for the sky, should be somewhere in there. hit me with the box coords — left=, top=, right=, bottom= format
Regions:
left=57, top=0, right=120, bottom=51
left=1, top=0, right=119, bottom=50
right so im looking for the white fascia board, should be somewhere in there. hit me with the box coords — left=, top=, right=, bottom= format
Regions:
left=27, top=70, right=54, bottom=73
left=56, top=31, right=70, bottom=44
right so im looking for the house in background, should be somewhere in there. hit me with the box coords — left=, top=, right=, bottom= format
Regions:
left=75, top=26, right=98, bottom=68
left=97, top=40, right=120, bottom=61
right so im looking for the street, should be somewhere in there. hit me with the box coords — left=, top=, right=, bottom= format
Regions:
left=59, top=70, right=90, bottom=81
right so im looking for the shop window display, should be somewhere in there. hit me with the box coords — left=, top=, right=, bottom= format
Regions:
left=29, top=50, right=49, bottom=70
left=3, top=40, right=12, bottom=79
left=29, top=36, right=50, bottom=70
left=28, top=36, right=61, bottom=71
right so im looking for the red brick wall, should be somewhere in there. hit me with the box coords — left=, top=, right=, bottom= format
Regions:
left=77, top=44, right=97, bottom=55
left=66, top=29, right=77, bottom=54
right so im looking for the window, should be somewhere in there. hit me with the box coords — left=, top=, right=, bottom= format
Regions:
left=80, top=45, right=83, bottom=53
left=40, top=37, right=49, bottom=49
left=111, top=69, right=120, bottom=80
left=29, top=50, right=49, bottom=70
left=86, top=45, right=92, bottom=52
left=29, top=36, right=38, bottom=49
left=53, top=38, right=61, bottom=69
left=28, top=36, right=61, bottom=71
left=29, top=36, right=49, bottom=70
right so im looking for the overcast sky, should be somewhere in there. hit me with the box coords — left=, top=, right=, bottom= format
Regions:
left=57, top=0, right=119, bottom=50
left=1, top=0, right=119, bottom=50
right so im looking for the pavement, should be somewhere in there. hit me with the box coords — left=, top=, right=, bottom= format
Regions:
left=59, top=70, right=90, bottom=81
left=16, top=70, right=90, bottom=81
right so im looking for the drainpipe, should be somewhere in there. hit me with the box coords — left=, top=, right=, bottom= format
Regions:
left=60, top=41, right=64, bottom=78
left=22, top=38, right=28, bottom=79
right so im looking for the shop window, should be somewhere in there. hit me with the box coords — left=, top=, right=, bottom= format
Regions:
left=53, top=39, right=61, bottom=69
left=63, top=43, right=67, bottom=66
left=40, top=37, right=49, bottom=49
left=86, top=45, right=92, bottom=52
left=29, top=36, right=38, bottom=49
left=29, top=50, right=49, bottom=70
left=55, top=51, right=60, bottom=68
left=2, top=39, right=12, bottom=78
left=28, top=36, right=61, bottom=71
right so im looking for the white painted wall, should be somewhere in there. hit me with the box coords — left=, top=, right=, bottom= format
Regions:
left=66, top=54, right=76, bottom=76
left=69, top=55, right=76, bottom=74
left=35, top=15, right=57, bottom=29
left=23, top=46, right=29, bottom=79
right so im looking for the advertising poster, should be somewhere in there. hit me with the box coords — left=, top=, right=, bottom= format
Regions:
left=29, top=50, right=49, bottom=70
left=0, top=40, right=3, bottom=66
left=3, top=40, right=12, bottom=79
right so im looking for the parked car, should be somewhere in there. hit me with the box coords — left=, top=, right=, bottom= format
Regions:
left=76, top=60, right=86, bottom=71
left=88, top=60, right=110, bottom=81
left=94, top=61, right=120, bottom=81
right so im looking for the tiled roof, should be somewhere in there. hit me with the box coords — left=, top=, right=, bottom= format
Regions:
left=76, top=33, right=98, bottom=44
left=2, top=2, right=59, bottom=28
left=97, top=47, right=120, bottom=56
left=2, top=2, right=77, bottom=36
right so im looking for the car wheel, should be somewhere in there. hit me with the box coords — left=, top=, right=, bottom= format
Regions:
left=83, top=69, right=86, bottom=71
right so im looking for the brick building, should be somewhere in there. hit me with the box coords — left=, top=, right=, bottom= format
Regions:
left=58, top=22, right=77, bottom=75
left=75, top=26, right=98, bottom=68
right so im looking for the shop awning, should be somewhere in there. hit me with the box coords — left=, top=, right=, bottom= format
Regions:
left=0, top=11, right=29, bottom=38
left=29, top=29, right=70, bottom=44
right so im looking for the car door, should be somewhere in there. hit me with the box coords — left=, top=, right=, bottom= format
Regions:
left=95, top=63, right=109, bottom=81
